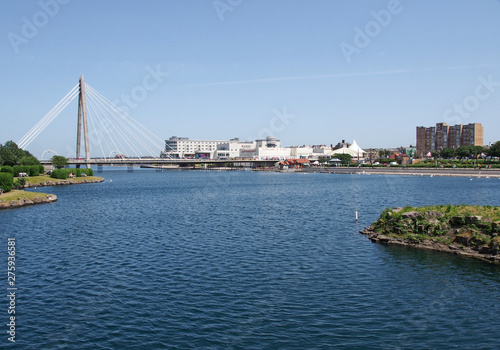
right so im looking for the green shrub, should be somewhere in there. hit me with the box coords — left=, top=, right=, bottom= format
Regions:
left=51, top=169, right=69, bottom=179
left=13, top=177, right=26, bottom=189
left=0, top=173, right=14, bottom=193
left=0, top=166, right=14, bottom=175
left=12, top=165, right=22, bottom=176
left=83, top=168, right=93, bottom=176
left=11, top=165, right=42, bottom=177
left=50, top=168, right=93, bottom=179
left=28, top=165, right=40, bottom=176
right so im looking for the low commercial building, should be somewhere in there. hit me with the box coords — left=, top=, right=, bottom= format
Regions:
left=161, top=136, right=289, bottom=159
left=161, top=136, right=368, bottom=162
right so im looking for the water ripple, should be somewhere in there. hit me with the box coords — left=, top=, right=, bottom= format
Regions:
left=1, top=170, right=500, bottom=349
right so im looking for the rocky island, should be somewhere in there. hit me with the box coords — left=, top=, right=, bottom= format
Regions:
left=361, top=205, right=500, bottom=264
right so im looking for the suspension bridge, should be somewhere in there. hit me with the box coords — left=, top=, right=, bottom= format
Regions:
left=17, top=76, right=275, bottom=168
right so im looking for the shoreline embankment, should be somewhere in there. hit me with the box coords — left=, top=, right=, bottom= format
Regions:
left=142, top=164, right=500, bottom=178
left=300, top=167, right=500, bottom=178
left=24, top=176, right=105, bottom=188
left=0, top=191, right=58, bottom=209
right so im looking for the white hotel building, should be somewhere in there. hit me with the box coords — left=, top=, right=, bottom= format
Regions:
left=161, top=136, right=289, bottom=160
left=160, top=136, right=366, bottom=161
left=161, top=136, right=228, bottom=159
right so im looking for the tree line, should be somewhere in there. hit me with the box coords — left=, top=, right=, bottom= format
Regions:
left=0, top=140, right=69, bottom=169
left=0, top=141, right=41, bottom=166
left=432, top=142, right=500, bottom=159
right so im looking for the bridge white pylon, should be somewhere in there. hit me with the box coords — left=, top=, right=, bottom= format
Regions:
left=17, top=76, right=165, bottom=161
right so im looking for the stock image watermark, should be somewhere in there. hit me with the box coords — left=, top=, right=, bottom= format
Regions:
left=443, top=74, right=500, bottom=125
left=7, top=0, right=71, bottom=54
left=112, top=65, right=169, bottom=115
left=84, top=64, right=169, bottom=154
left=213, top=0, right=243, bottom=21
left=248, top=107, right=296, bottom=141
left=340, top=0, right=403, bottom=63
left=6, top=238, right=17, bottom=343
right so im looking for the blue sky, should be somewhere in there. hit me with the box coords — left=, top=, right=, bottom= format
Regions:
left=1, top=0, right=499, bottom=158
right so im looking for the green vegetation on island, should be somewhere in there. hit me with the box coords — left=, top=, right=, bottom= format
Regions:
left=0, top=141, right=103, bottom=209
left=0, top=189, right=53, bottom=201
left=24, top=174, right=104, bottom=186
left=50, top=155, right=68, bottom=169
left=0, top=140, right=44, bottom=193
left=0, top=140, right=40, bottom=167
left=50, top=168, right=93, bottom=179
left=0, top=189, right=57, bottom=209
left=361, top=205, right=500, bottom=264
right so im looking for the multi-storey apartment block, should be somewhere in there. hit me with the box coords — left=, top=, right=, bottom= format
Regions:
left=416, top=123, right=483, bottom=156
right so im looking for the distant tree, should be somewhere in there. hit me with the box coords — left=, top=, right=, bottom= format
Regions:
left=487, top=141, right=500, bottom=157
left=378, top=149, right=391, bottom=158
left=431, top=150, right=440, bottom=158
left=51, top=155, right=68, bottom=169
left=440, top=148, right=456, bottom=159
left=335, top=153, right=352, bottom=165
left=0, top=149, right=17, bottom=166
left=471, top=145, right=484, bottom=158
left=0, top=141, right=34, bottom=166
left=456, top=146, right=472, bottom=159
left=18, top=156, right=41, bottom=166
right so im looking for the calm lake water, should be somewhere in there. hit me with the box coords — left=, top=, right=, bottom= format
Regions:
left=1, top=169, right=500, bottom=349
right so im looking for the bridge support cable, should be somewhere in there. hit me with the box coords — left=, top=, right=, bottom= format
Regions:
left=85, top=84, right=164, bottom=148
left=86, top=96, right=125, bottom=161
left=86, top=95, right=131, bottom=160
left=85, top=84, right=164, bottom=157
left=18, top=84, right=79, bottom=149
left=85, top=85, right=162, bottom=157
left=85, top=90, right=145, bottom=159
left=85, top=98, right=109, bottom=161
left=18, top=77, right=166, bottom=160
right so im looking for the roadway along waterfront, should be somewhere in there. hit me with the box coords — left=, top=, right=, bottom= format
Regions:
left=300, top=167, right=500, bottom=177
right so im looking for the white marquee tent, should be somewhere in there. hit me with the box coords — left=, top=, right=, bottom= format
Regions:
left=332, top=140, right=366, bottom=158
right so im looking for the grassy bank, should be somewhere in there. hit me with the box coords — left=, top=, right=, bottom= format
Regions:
left=23, top=174, right=104, bottom=186
left=0, top=189, right=51, bottom=200
left=0, top=189, right=58, bottom=209
left=362, top=205, right=500, bottom=264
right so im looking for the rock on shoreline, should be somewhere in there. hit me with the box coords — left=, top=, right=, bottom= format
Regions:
left=0, top=194, right=58, bottom=209
left=25, top=177, right=105, bottom=188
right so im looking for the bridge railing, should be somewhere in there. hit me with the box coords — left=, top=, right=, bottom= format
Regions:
left=39, top=158, right=278, bottom=165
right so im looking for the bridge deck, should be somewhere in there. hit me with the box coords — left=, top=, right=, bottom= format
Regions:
left=40, top=158, right=279, bottom=166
